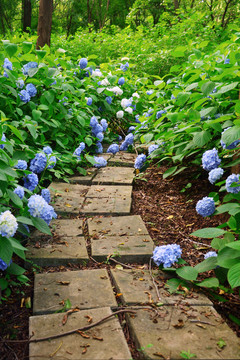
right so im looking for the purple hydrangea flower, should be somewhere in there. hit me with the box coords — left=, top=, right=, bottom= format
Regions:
left=93, top=156, right=107, bottom=168
left=14, top=186, right=24, bottom=199
left=208, top=168, right=224, bottom=184
left=146, top=90, right=154, bottom=95
left=120, top=141, right=128, bottom=151
left=134, top=154, right=146, bottom=169
left=79, top=58, right=88, bottom=69
left=19, top=90, right=31, bottom=103
left=73, top=142, right=85, bottom=160
left=204, top=251, right=217, bottom=259
left=0, top=210, right=18, bottom=238
left=85, top=67, right=93, bottom=77
left=224, top=58, right=230, bottom=64
left=16, top=79, right=24, bottom=89
left=202, top=148, right=221, bottom=172
left=3, top=58, right=12, bottom=71
left=96, top=132, right=104, bottom=142
left=171, top=94, right=176, bottom=100
left=135, top=115, right=141, bottom=124
left=107, top=144, right=119, bottom=154
left=0, top=258, right=12, bottom=271
left=28, top=194, right=57, bottom=225
left=30, top=153, right=47, bottom=173
left=118, top=77, right=125, bottom=85
left=152, top=244, right=182, bottom=268
left=125, top=133, right=134, bottom=145
left=41, top=188, right=51, bottom=204
left=90, top=116, right=98, bottom=128
left=196, top=197, right=215, bottom=217
left=226, top=174, right=240, bottom=194
left=23, top=173, right=38, bottom=191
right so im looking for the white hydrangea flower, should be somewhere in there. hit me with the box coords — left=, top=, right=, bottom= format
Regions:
left=111, top=86, right=123, bottom=96
left=132, top=92, right=140, bottom=98
left=121, top=98, right=131, bottom=108
left=0, top=210, right=18, bottom=238
left=125, top=106, right=133, bottom=114
left=116, top=110, right=124, bottom=119
left=101, top=78, right=110, bottom=86
left=92, top=69, right=102, bottom=77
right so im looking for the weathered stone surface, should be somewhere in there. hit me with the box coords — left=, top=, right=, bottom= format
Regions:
left=27, top=236, right=88, bottom=266
left=29, top=307, right=132, bottom=360
left=92, top=167, right=134, bottom=185
left=92, top=235, right=154, bottom=264
left=48, top=182, right=89, bottom=196
left=88, top=215, right=149, bottom=237
left=111, top=269, right=212, bottom=306
left=96, top=153, right=112, bottom=161
left=69, top=169, right=97, bottom=185
left=30, top=219, right=83, bottom=240
left=126, top=306, right=240, bottom=359
left=81, top=197, right=132, bottom=215
left=108, top=152, right=137, bottom=167
left=33, top=269, right=117, bottom=314
left=86, top=185, right=132, bottom=198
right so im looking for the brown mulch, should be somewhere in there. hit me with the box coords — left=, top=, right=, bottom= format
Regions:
left=0, top=163, right=239, bottom=360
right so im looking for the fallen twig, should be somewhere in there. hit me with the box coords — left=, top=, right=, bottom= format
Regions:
left=149, top=257, right=162, bottom=302
left=108, top=256, right=134, bottom=269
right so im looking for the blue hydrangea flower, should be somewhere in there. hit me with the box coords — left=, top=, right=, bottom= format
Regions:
left=0, top=210, right=18, bottom=238
left=156, top=110, right=166, bottom=119
left=28, top=194, right=57, bottom=225
left=14, top=186, right=24, bottom=199
left=94, top=156, right=107, bottom=168
left=47, top=156, right=57, bottom=169
left=208, top=168, right=224, bottom=184
left=100, top=119, right=108, bottom=132
left=135, top=115, right=141, bottom=124
left=85, top=67, right=93, bottom=77
left=73, top=142, right=85, bottom=160
left=120, top=62, right=129, bottom=71
left=125, top=133, right=134, bottom=145
left=224, top=58, right=230, bottom=64
left=107, top=144, right=119, bottom=154
left=15, top=160, right=28, bottom=170
left=23, top=173, right=38, bottom=191
left=221, top=127, right=240, bottom=150
left=0, top=133, right=6, bottom=149
left=22, top=62, right=38, bottom=75
left=79, top=58, right=88, bottom=69
left=118, top=135, right=122, bottom=142
left=30, top=153, right=47, bottom=173
left=43, top=146, right=53, bottom=155
left=134, top=154, right=146, bottom=169
left=171, top=94, right=176, bottom=100
left=96, top=141, right=103, bottom=154
left=148, top=144, right=159, bottom=155
left=152, top=244, right=182, bottom=268
left=196, top=197, right=215, bottom=217
left=41, top=188, right=51, bottom=204
left=3, top=58, right=12, bottom=71
left=202, top=148, right=221, bottom=172
left=96, top=132, right=104, bottom=142
left=226, top=174, right=240, bottom=193
left=19, top=90, right=31, bottom=103
left=86, top=97, right=92, bottom=105
left=118, top=77, right=125, bottom=85
left=204, top=251, right=217, bottom=260
left=26, top=83, right=37, bottom=98
left=128, top=126, right=136, bottom=133
left=146, top=90, right=154, bottom=95
left=106, top=96, right=112, bottom=105
left=166, top=79, right=172, bottom=85
left=0, top=258, right=12, bottom=271
left=90, top=116, right=98, bottom=128
left=59, top=96, right=68, bottom=106
left=120, top=141, right=128, bottom=151
left=16, top=79, right=25, bottom=89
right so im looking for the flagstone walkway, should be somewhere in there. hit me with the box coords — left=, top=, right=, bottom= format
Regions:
left=27, top=152, right=240, bottom=360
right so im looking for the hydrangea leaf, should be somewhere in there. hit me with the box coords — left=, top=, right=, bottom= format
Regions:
left=31, top=217, right=52, bottom=235
left=3, top=43, right=18, bottom=58
left=7, top=263, right=26, bottom=276
left=163, top=166, right=178, bottom=179
left=196, top=277, right=219, bottom=288
left=176, top=266, right=198, bottom=281
left=227, top=263, right=240, bottom=288
left=222, top=125, right=240, bottom=147
left=191, top=227, right=226, bottom=238
left=201, top=81, right=216, bottom=96
left=226, top=240, right=240, bottom=251
left=194, top=257, right=217, bottom=273
left=7, top=189, right=23, bottom=208
left=0, top=238, right=13, bottom=264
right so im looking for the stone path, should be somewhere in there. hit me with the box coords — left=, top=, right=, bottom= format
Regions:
left=27, top=152, right=240, bottom=359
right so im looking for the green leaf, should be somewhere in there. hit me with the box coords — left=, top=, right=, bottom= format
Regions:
left=0, top=278, right=9, bottom=291
left=7, top=125, right=24, bottom=142
left=196, top=277, right=219, bottom=288
left=28, top=67, right=39, bottom=77
left=163, top=166, right=178, bottom=179
left=8, top=238, right=27, bottom=251
left=3, top=43, right=18, bottom=57
left=143, top=133, right=153, bottom=143
left=26, top=123, right=37, bottom=139
left=227, top=263, right=240, bottom=288
left=7, top=263, right=26, bottom=276
left=38, top=104, right=49, bottom=111
left=85, top=154, right=97, bottom=166
left=201, top=82, right=216, bottom=96
left=0, top=238, right=13, bottom=264
left=211, top=236, right=232, bottom=250
left=229, top=314, right=240, bottom=326
left=16, top=216, right=34, bottom=226
left=44, top=91, right=55, bottom=104
left=215, top=203, right=240, bottom=214
left=176, top=266, right=198, bottom=281
left=217, top=246, right=240, bottom=268
left=221, top=125, right=240, bottom=147
left=22, top=41, right=32, bottom=53
left=218, top=82, right=239, bottom=94
left=7, top=189, right=23, bottom=208
left=36, top=50, right=47, bottom=60
left=31, top=217, right=52, bottom=235
left=191, top=228, right=226, bottom=238
left=226, top=240, right=240, bottom=251
left=32, top=109, right=42, bottom=121
left=195, top=257, right=217, bottom=273
left=192, top=131, right=211, bottom=147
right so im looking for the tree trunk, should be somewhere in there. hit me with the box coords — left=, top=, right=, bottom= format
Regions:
left=173, top=0, right=179, bottom=10
left=36, top=0, right=53, bottom=49
left=22, top=0, right=32, bottom=32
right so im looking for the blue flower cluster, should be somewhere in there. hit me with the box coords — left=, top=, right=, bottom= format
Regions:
left=107, top=144, right=119, bottom=154
left=96, top=141, right=103, bottom=153
left=196, top=197, right=215, bottom=217
left=30, top=153, right=47, bottom=173
left=148, top=144, right=159, bottom=155
left=16, top=79, right=24, bottom=89
left=93, top=156, right=107, bottom=168
left=204, top=251, right=217, bottom=259
left=43, top=146, right=53, bottom=155
left=16, top=160, right=28, bottom=170
left=0, top=133, right=6, bottom=149
left=23, top=173, right=38, bottom=191
left=26, top=83, right=37, bottom=97
left=134, top=154, right=146, bottom=169
left=79, top=58, right=88, bottom=69
left=19, top=83, right=37, bottom=103
left=0, top=258, right=12, bottom=271
left=156, top=110, right=166, bottom=119
left=120, top=62, right=129, bottom=71
left=86, top=97, right=92, bottom=105
left=118, top=77, right=125, bottom=85
left=106, top=96, right=112, bottom=105
left=14, top=186, right=25, bottom=199
left=221, top=127, right=240, bottom=150
left=28, top=194, right=57, bottom=225
left=3, top=58, right=12, bottom=77
left=202, top=148, right=221, bottom=171
left=146, top=90, right=154, bottom=95
left=208, top=168, right=224, bottom=184
left=0, top=210, right=18, bottom=238
left=120, top=133, right=134, bottom=151
left=152, top=244, right=182, bottom=268
left=22, top=61, right=38, bottom=75
left=226, top=174, right=240, bottom=194
left=100, top=119, right=108, bottom=132
left=73, top=142, right=86, bottom=160
left=41, top=189, right=51, bottom=204
left=90, top=116, right=104, bottom=143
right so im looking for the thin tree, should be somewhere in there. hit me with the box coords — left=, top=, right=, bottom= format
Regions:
left=22, top=0, right=32, bottom=32
left=36, top=0, right=53, bottom=49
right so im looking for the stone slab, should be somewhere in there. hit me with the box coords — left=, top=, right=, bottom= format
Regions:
left=33, top=269, right=117, bottom=314
left=97, top=153, right=112, bottom=161
left=92, top=167, right=135, bottom=185
left=86, top=185, right=132, bottom=199
left=48, top=183, right=89, bottom=196
left=27, top=236, right=88, bottom=266
left=126, top=306, right=240, bottom=359
left=30, top=219, right=84, bottom=240
left=69, top=169, right=97, bottom=185
left=29, top=307, right=132, bottom=360
left=51, top=194, right=86, bottom=215
left=108, top=152, right=137, bottom=167
left=111, top=269, right=212, bottom=306
left=92, top=235, right=154, bottom=264
left=81, top=197, right=132, bottom=215
left=88, top=215, right=149, bottom=237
